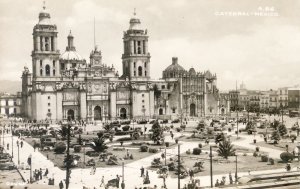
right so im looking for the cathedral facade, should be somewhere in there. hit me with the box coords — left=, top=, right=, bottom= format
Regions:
left=21, top=5, right=229, bottom=122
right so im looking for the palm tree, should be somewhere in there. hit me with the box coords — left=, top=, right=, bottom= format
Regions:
left=91, top=132, right=107, bottom=152
left=58, top=126, right=68, bottom=139
left=217, top=140, right=235, bottom=159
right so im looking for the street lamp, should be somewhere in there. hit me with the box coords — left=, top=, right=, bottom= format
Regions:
left=235, top=154, right=238, bottom=183
left=11, top=121, right=13, bottom=159
left=17, top=140, right=20, bottom=165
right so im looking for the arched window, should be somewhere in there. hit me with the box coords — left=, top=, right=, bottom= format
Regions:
left=133, top=62, right=136, bottom=68
left=144, top=62, right=147, bottom=68
left=53, top=69, right=56, bottom=76
left=45, top=37, right=49, bottom=51
left=45, top=65, right=50, bottom=76
left=40, top=69, right=43, bottom=76
left=138, top=66, right=143, bottom=76
left=145, top=71, right=147, bottom=76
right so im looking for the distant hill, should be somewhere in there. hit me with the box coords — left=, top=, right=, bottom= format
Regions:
left=0, top=80, right=22, bottom=94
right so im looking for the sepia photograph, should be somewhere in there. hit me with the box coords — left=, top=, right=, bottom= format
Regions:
left=0, top=0, right=300, bottom=189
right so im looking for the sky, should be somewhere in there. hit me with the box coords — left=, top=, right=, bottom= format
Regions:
left=0, top=0, right=300, bottom=91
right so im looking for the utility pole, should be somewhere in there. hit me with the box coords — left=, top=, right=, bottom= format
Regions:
left=178, top=144, right=181, bottom=189
left=65, top=120, right=71, bottom=189
left=165, top=146, right=167, bottom=166
left=121, top=162, right=125, bottom=189
left=235, top=155, right=238, bottom=183
left=236, top=81, right=239, bottom=139
left=17, top=141, right=20, bottom=165
left=11, top=121, right=13, bottom=158
left=210, top=146, right=213, bottom=188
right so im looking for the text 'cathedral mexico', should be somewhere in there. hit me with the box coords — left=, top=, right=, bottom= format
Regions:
left=21, top=5, right=230, bottom=122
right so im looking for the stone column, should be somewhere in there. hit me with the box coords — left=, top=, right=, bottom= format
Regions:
left=36, top=36, right=40, bottom=51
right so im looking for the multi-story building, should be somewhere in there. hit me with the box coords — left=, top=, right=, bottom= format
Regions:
left=21, top=5, right=227, bottom=121
left=269, top=89, right=278, bottom=111
left=259, top=91, right=270, bottom=112
left=229, top=90, right=240, bottom=111
left=278, top=87, right=289, bottom=108
left=288, top=88, right=300, bottom=111
left=238, top=82, right=249, bottom=110
left=248, top=90, right=261, bottom=112
left=0, top=92, right=22, bottom=116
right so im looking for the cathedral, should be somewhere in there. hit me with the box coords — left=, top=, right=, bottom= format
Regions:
left=21, top=5, right=229, bottom=122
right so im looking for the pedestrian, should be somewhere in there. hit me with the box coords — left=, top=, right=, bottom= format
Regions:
left=116, top=175, right=120, bottom=188
left=39, top=168, right=43, bottom=180
left=7, top=143, right=9, bottom=150
left=44, top=168, right=49, bottom=177
left=100, top=176, right=105, bottom=187
left=140, top=166, right=145, bottom=177
left=286, top=163, right=291, bottom=171
left=215, top=179, right=220, bottom=187
left=59, top=180, right=64, bottom=189
left=229, top=172, right=233, bottom=184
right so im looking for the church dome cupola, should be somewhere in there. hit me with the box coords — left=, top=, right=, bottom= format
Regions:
left=60, top=30, right=83, bottom=61
left=163, top=57, right=186, bottom=78
left=38, top=2, right=51, bottom=25
left=129, top=9, right=143, bottom=31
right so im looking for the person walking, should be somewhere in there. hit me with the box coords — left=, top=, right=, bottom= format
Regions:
left=116, top=175, right=120, bottom=188
left=100, top=176, right=105, bottom=187
left=59, top=180, right=64, bottom=189
left=140, top=166, right=145, bottom=177
left=20, top=140, right=23, bottom=148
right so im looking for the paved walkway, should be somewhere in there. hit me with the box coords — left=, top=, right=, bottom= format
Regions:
left=2, top=123, right=300, bottom=189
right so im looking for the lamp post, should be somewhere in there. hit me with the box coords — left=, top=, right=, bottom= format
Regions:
left=210, top=146, right=213, bottom=188
left=83, top=141, right=86, bottom=168
left=142, top=108, right=146, bottom=140
left=17, top=140, right=20, bottom=165
left=121, top=161, right=125, bottom=189
left=235, top=154, right=238, bottom=183
left=11, top=121, right=13, bottom=159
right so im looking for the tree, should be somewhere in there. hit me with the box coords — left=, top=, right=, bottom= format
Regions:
left=151, top=121, right=164, bottom=145
left=271, top=120, right=280, bottom=130
left=217, top=140, right=235, bottom=159
left=271, top=130, right=280, bottom=142
left=59, top=126, right=68, bottom=139
left=91, top=133, right=107, bottom=152
left=278, top=124, right=287, bottom=136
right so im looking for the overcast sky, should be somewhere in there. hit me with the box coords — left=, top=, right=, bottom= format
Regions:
left=0, top=0, right=299, bottom=91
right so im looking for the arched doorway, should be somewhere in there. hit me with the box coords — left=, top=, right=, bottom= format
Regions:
left=159, top=108, right=163, bottom=115
left=190, top=104, right=196, bottom=117
left=45, top=65, right=50, bottom=76
left=67, top=109, right=74, bottom=120
left=138, top=66, right=143, bottom=76
left=94, top=106, right=102, bottom=120
left=120, top=108, right=127, bottom=119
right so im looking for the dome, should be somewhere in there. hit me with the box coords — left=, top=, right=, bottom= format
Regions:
left=60, top=31, right=83, bottom=61
left=129, top=10, right=143, bottom=30
left=38, top=4, right=51, bottom=25
left=60, top=51, right=83, bottom=61
left=164, top=57, right=185, bottom=73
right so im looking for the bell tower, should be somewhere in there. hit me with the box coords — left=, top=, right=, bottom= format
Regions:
left=122, top=10, right=150, bottom=80
left=31, top=2, right=60, bottom=79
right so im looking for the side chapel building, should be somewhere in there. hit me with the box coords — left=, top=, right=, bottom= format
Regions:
left=21, top=5, right=230, bottom=122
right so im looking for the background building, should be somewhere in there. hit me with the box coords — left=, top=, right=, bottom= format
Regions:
left=0, top=92, right=22, bottom=116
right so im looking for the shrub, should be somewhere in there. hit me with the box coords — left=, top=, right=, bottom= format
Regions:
left=280, top=152, right=294, bottom=162
left=198, top=143, right=203, bottom=148
left=122, top=125, right=130, bottom=132
left=255, top=147, right=260, bottom=152
left=165, top=142, right=169, bottom=147
left=149, top=148, right=158, bottom=153
left=193, top=148, right=202, bottom=155
left=54, top=142, right=66, bottom=154
left=73, top=145, right=81, bottom=153
left=33, top=142, right=41, bottom=149
left=176, top=128, right=182, bottom=132
left=140, top=145, right=148, bottom=152
left=269, top=158, right=275, bottom=165
left=243, top=153, right=247, bottom=156
left=261, top=155, right=268, bottom=162
left=217, top=140, right=235, bottom=159
left=290, top=134, right=297, bottom=140
left=186, top=149, right=191, bottom=155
